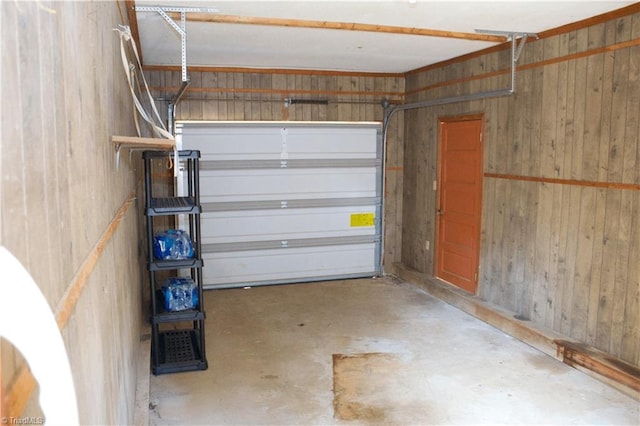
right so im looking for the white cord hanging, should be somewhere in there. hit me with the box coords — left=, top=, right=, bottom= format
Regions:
left=114, top=25, right=179, bottom=175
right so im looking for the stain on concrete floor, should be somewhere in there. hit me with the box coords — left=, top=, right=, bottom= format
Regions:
left=332, top=352, right=398, bottom=421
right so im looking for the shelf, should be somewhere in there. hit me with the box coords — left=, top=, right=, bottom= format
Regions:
left=153, top=307, right=205, bottom=323
left=154, top=329, right=208, bottom=375
left=112, top=135, right=176, bottom=151
left=153, top=291, right=205, bottom=323
left=143, top=149, right=200, bottom=160
left=144, top=148, right=207, bottom=375
left=146, top=197, right=201, bottom=216
left=149, top=257, right=203, bottom=271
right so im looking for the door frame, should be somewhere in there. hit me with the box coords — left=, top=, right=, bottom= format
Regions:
left=435, top=113, right=484, bottom=293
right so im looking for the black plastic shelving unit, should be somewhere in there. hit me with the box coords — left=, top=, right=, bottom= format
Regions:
left=143, top=150, right=208, bottom=375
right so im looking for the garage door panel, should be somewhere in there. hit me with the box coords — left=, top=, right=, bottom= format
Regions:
left=285, top=127, right=379, bottom=159
left=201, top=206, right=378, bottom=244
left=202, top=244, right=378, bottom=287
left=177, top=125, right=379, bottom=161
left=180, top=128, right=284, bottom=161
left=199, top=168, right=378, bottom=203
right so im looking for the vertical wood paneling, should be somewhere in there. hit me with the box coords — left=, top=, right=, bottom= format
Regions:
left=583, top=25, right=605, bottom=182
left=624, top=15, right=640, bottom=185
left=571, top=30, right=589, bottom=180
left=401, top=109, right=421, bottom=271
left=532, top=36, right=559, bottom=325
left=487, top=177, right=507, bottom=303
left=382, top=76, right=404, bottom=272
left=38, top=5, right=62, bottom=306
left=19, top=0, right=45, bottom=274
left=533, top=181, right=552, bottom=324
left=478, top=174, right=493, bottom=301
left=591, top=27, right=619, bottom=349
left=1, top=1, right=28, bottom=269
left=544, top=82, right=562, bottom=330
left=2, top=1, right=144, bottom=422
left=552, top=32, right=571, bottom=330
left=543, top=181, right=564, bottom=328
left=551, top=182, right=569, bottom=329
left=623, top=193, right=640, bottom=366
left=512, top=182, right=529, bottom=313
left=558, top=30, right=579, bottom=335
left=597, top=189, right=622, bottom=348
left=202, top=72, right=218, bottom=119
left=189, top=72, right=203, bottom=119
left=560, top=185, right=582, bottom=334
left=540, top=37, right=560, bottom=178
left=402, top=10, right=640, bottom=366
left=620, top=15, right=639, bottom=364
left=585, top=188, right=606, bottom=345
left=583, top=24, right=607, bottom=343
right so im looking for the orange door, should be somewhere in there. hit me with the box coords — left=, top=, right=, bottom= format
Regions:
left=436, top=116, right=483, bottom=293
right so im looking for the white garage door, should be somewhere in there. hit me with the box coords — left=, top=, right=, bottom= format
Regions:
left=176, top=121, right=382, bottom=289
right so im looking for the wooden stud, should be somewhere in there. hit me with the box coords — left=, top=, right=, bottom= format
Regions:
left=483, top=173, right=640, bottom=191
left=125, top=0, right=142, bottom=65
left=144, top=64, right=404, bottom=78
left=148, top=84, right=403, bottom=101
left=171, top=13, right=506, bottom=43
left=55, top=192, right=136, bottom=330
left=555, top=340, right=640, bottom=394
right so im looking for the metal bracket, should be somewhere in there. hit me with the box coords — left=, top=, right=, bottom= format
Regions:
left=475, top=29, right=538, bottom=92
left=135, top=5, right=217, bottom=136
left=383, top=29, right=537, bottom=160
left=135, top=5, right=218, bottom=83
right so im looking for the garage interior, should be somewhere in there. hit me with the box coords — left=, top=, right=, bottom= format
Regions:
left=1, top=1, right=640, bottom=425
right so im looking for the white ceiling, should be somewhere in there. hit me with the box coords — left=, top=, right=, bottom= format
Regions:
left=134, top=0, right=635, bottom=73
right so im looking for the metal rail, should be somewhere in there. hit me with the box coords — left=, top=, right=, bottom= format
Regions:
left=383, top=30, right=537, bottom=130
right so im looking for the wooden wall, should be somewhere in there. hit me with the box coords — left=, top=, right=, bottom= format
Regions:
left=1, top=1, right=145, bottom=423
left=145, top=69, right=406, bottom=272
left=401, top=9, right=640, bottom=366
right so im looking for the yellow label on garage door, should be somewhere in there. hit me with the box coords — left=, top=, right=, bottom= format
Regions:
left=350, top=213, right=375, bottom=227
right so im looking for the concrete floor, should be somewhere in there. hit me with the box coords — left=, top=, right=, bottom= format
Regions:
left=149, top=277, right=639, bottom=425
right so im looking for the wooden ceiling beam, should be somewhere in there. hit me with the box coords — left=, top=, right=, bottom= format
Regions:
left=126, top=0, right=143, bottom=65
left=168, top=12, right=507, bottom=43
